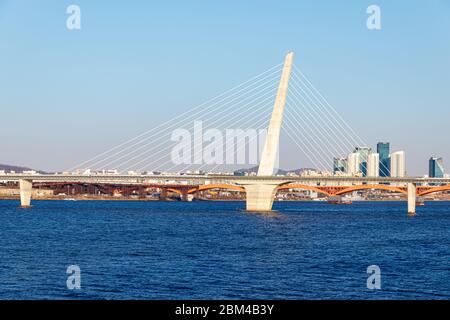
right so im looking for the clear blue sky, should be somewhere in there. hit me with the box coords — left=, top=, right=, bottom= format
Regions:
left=1, top=0, right=449, bottom=175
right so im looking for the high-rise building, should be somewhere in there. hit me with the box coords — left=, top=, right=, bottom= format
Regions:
left=353, top=147, right=371, bottom=176
left=429, top=157, right=444, bottom=178
left=390, top=151, right=406, bottom=177
left=377, top=142, right=390, bottom=177
left=367, top=153, right=380, bottom=177
left=347, top=153, right=360, bottom=176
left=333, top=157, right=347, bottom=174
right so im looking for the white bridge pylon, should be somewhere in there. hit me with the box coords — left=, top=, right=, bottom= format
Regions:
left=242, top=52, right=294, bottom=211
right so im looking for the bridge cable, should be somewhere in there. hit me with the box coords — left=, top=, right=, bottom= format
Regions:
left=66, top=62, right=283, bottom=172
left=97, top=77, right=280, bottom=172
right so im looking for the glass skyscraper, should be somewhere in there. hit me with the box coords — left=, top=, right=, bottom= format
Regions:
left=377, top=142, right=390, bottom=177
left=354, top=147, right=371, bottom=176
left=333, top=157, right=347, bottom=173
left=429, top=157, right=444, bottom=178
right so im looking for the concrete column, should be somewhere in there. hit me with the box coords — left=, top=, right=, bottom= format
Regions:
left=19, top=179, right=33, bottom=208
left=180, top=191, right=194, bottom=202
left=257, top=52, right=294, bottom=176
left=159, top=188, right=168, bottom=201
left=407, top=183, right=416, bottom=216
left=243, top=183, right=279, bottom=212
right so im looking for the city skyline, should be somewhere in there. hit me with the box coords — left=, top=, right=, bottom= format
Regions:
left=1, top=1, right=449, bottom=175
left=332, top=142, right=431, bottom=178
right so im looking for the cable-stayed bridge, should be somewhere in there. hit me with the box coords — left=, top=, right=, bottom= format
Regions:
left=1, top=52, right=449, bottom=214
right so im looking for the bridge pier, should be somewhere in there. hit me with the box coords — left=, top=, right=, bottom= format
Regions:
left=407, top=182, right=416, bottom=216
left=180, top=191, right=193, bottom=202
left=242, top=53, right=293, bottom=212
left=243, top=183, right=279, bottom=212
left=159, top=188, right=168, bottom=201
left=19, top=179, right=33, bottom=208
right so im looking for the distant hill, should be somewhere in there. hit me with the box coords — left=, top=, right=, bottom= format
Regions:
left=233, top=166, right=318, bottom=176
left=233, top=166, right=259, bottom=175
left=0, top=164, right=46, bottom=174
left=277, top=168, right=318, bottom=175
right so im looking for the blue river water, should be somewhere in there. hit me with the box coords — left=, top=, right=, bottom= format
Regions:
left=0, top=200, right=449, bottom=300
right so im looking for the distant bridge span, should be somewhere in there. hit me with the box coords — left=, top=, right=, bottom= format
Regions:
left=187, top=184, right=245, bottom=194
left=417, top=185, right=450, bottom=197
left=27, top=179, right=450, bottom=199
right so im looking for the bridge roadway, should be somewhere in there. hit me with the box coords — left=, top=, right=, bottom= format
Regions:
left=1, top=173, right=450, bottom=184
left=1, top=174, right=450, bottom=215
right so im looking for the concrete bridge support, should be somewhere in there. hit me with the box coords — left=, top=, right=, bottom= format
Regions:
left=257, top=52, right=294, bottom=177
left=243, top=52, right=293, bottom=212
left=180, top=191, right=194, bottom=202
left=243, top=183, right=279, bottom=212
left=407, top=183, right=416, bottom=216
left=19, top=179, right=33, bottom=208
left=159, top=188, right=168, bottom=201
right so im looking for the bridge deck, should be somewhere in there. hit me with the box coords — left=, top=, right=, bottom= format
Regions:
left=1, top=174, right=450, bottom=186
